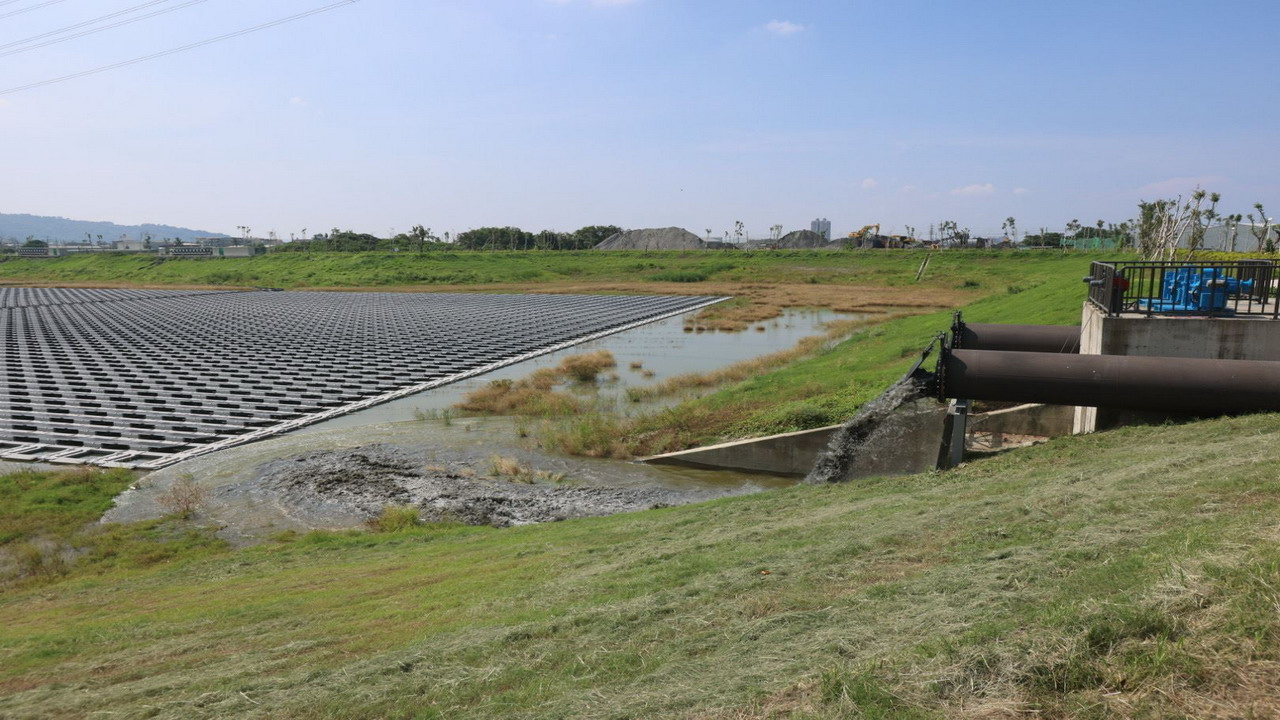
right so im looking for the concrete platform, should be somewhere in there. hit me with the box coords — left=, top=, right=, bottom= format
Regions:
left=1075, top=302, right=1280, bottom=432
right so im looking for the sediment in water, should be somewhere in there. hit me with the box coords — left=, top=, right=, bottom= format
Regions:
left=229, top=444, right=743, bottom=528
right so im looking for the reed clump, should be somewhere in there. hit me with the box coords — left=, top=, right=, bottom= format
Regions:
left=557, top=350, right=616, bottom=382
left=487, top=455, right=566, bottom=483
left=456, top=351, right=616, bottom=416
left=365, top=504, right=422, bottom=533
left=455, top=375, right=581, bottom=416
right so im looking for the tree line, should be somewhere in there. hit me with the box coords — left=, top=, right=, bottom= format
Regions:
left=276, top=225, right=622, bottom=253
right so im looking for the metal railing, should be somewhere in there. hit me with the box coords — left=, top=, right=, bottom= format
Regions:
left=1085, top=260, right=1278, bottom=318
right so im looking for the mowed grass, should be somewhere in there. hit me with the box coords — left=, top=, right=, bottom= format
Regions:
left=2, top=414, right=1280, bottom=717
left=0, top=466, right=228, bottom=586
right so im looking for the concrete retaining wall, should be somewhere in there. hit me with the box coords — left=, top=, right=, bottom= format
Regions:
left=970, top=403, right=1074, bottom=437
left=640, top=401, right=1065, bottom=478
left=640, top=425, right=842, bottom=476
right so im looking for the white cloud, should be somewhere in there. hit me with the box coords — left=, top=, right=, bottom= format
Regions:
left=1012, top=187, right=1029, bottom=195
left=764, top=20, right=804, bottom=36
left=950, top=183, right=996, bottom=196
left=900, top=184, right=918, bottom=193
left=860, top=177, right=878, bottom=189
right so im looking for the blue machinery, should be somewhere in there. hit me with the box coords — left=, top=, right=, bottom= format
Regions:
left=1140, top=267, right=1255, bottom=314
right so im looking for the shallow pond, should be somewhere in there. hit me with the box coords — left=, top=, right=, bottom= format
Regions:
left=301, top=307, right=852, bottom=430
left=106, top=307, right=860, bottom=541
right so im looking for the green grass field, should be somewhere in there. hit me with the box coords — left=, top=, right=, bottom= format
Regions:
left=0, top=248, right=1106, bottom=291
left=5, top=249, right=1275, bottom=717
left=2, top=414, right=1279, bottom=718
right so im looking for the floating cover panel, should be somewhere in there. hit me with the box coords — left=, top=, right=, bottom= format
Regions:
left=1, top=289, right=724, bottom=468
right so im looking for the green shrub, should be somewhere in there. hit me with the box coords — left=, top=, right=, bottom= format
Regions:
left=649, top=270, right=708, bottom=282
left=367, top=505, right=422, bottom=533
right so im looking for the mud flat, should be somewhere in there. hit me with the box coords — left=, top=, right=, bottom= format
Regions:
left=224, top=444, right=736, bottom=528
left=102, top=416, right=784, bottom=544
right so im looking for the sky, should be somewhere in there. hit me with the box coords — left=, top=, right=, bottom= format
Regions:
left=1, top=0, right=1277, bottom=240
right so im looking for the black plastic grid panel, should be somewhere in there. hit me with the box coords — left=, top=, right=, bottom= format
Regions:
left=1, top=289, right=725, bottom=469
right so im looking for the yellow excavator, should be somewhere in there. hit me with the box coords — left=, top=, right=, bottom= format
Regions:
left=847, top=223, right=880, bottom=242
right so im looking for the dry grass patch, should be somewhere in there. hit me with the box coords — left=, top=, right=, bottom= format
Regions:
left=487, top=455, right=566, bottom=484
left=391, top=280, right=963, bottom=333
left=155, top=473, right=207, bottom=519
left=670, top=281, right=959, bottom=332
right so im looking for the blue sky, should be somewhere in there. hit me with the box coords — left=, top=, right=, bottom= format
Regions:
left=1, top=0, right=1276, bottom=239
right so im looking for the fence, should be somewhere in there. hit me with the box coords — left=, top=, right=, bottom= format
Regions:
left=1085, top=260, right=1278, bottom=318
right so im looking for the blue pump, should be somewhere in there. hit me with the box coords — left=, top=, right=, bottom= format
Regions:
left=1139, top=267, right=1254, bottom=314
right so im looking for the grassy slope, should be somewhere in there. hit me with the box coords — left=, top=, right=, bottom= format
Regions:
left=2, top=250, right=1277, bottom=717
left=2, top=415, right=1280, bottom=718
left=715, top=258, right=1087, bottom=437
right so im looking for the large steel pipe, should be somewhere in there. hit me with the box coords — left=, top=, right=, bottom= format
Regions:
left=942, top=349, right=1280, bottom=415
left=954, top=323, right=1080, bottom=353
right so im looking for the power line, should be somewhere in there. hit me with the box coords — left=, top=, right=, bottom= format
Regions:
left=0, top=0, right=358, bottom=96
left=0, top=0, right=214, bottom=58
left=0, top=0, right=170, bottom=50
left=0, top=0, right=70, bottom=21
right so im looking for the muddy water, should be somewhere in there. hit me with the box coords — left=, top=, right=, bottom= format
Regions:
left=106, top=309, right=853, bottom=543
left=301, top=307, right=852, bottom=430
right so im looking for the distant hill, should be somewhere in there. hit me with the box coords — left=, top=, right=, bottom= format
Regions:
left=0, top=213, right=229, bottom=244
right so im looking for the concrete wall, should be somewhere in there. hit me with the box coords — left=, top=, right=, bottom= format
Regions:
left=1075, top=302, right=1280, bottom=432
left=642, top=401, right=1067, bottom=477
left=971, top=403, right=1074, bottom=437
left=640, top=425, right=841, bottom=476
left=641, top=399, right=950, bottom=479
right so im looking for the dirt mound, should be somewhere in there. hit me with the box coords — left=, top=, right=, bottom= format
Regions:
left=595, top=227, right=706, bottom=250
left=242, top=444, right=722, bottom=528
left=776, top=229, right=835, bottom=249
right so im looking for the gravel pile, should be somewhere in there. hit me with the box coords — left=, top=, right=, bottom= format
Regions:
left=595, top=227, right=706, bottom=250
left=776, top=229, right=837, bottom=249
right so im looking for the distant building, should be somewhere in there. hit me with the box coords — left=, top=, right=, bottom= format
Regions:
left=113, top=239, right=149, bottom=252
left=161, top=245, right=262, bottom=258
left=194, top=236, right=240, bottom=248
left=810, top=218, right=831, bottom=241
